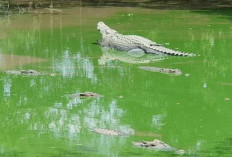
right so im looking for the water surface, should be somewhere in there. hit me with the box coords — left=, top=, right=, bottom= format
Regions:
left=0, top=6, right=232, bottom=157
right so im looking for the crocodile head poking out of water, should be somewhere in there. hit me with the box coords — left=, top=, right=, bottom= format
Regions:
left=97, top=21, right=117, bottom=37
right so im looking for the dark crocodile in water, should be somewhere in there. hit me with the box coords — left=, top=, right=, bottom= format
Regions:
left=139, top=66, right=182, bottom=76
left=97, top=22, right=195, bottom=57
left=5, top=69, right=43, bottom=76
left=4, top=69, right=57, bottom=76
left=64, top=91, right=102, bottom=98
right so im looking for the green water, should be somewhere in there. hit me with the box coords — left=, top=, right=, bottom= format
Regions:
left=0, top=7, right=232, bottom=157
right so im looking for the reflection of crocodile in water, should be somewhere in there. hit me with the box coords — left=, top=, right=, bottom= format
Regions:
left=98, top=47, right=166, bottom=64
left=98, top=48, right=184, bottom=76
left=97, top=22, right=195, bottom=57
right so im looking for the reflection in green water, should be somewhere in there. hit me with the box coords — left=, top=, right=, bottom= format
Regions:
left=0, top=7, right=232, bottom=157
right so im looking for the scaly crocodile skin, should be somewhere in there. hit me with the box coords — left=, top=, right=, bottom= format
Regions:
left=97, top=22, right=195, bottom=57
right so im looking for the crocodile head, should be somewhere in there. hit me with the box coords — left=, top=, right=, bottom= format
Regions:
left=97, top=21, right=117, bottom=37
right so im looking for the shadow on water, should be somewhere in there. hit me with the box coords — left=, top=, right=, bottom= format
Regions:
left=1, top=0, right=232, bottom=22
left=80, top=0, right=232, bottom=20
left=80, top=0, right=232, bottom=9
left=191, top=8, right=232, bottom=21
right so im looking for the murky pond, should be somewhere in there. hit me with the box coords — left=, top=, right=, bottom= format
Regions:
left=0, top=6, right=232, bottom=157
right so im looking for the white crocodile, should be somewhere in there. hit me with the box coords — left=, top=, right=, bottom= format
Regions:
left=97, top=21, right=195, bottom=57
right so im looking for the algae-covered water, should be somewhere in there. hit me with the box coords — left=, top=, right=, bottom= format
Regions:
left=0, top=6, right=232, bottom=157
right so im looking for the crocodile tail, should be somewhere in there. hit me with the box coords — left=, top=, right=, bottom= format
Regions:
left=149, top=46, right=196, bottom=57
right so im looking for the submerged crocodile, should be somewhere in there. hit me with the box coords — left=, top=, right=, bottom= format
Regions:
left=4, top=69, right=57, bottom=76
left=64, top=91, right=102, bottom=98
left=97, top=22, right=195, bottom=57
left=133, top=139, right=185, bottom=155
